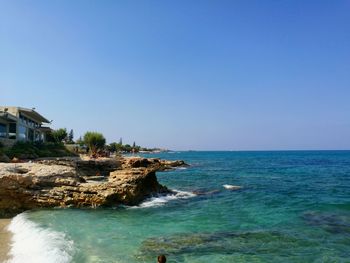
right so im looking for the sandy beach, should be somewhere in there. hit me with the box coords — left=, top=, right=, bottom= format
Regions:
left=0, top=218, right=11, bottom=262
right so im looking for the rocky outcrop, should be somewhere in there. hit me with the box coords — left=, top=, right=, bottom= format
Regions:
left=0, top=158, right=172, bottom=217
left=36, top=157, right=121, bottom=177
left=121, top=157, right=188, bottom=171
left=109, top=168, right=169, bottom=204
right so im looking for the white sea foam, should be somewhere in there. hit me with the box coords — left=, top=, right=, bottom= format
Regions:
left=223, top=184, right=242, bottom=190
left=131, top=190, right=196, bottom=208
left=6, top=213, right=74, bottom=263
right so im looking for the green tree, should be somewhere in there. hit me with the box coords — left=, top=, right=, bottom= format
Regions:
left=108, top=142, right=118, bottom=152
left=51, top=128, right=68, bottom=144
left=131, top=141, right=140, bottom=153
left=83, top=131, right=106, bottom=156
left=68, top=129, right=74, bottom=143
left=123, top=144, right=132, bottom=152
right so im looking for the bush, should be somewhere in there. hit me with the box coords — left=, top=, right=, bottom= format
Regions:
left=0, top=141, right=8, bottom=162
left=83, top=132, right=106, bottom=156
left=5, top=142, right=38, bottom=159
left=50, top=128, right=68, bottom=143
left=5, top=141, right=77, bottom=159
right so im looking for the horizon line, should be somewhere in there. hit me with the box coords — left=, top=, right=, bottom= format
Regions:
left=166, top=149, right=350, bottom=152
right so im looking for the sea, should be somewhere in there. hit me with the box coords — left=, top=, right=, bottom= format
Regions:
left=6, top=151, right=350, bottom=263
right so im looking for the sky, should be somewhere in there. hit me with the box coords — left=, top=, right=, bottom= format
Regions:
left=0, top=0, right=349, bottom=150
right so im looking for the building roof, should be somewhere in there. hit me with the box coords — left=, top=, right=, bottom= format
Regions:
left=0, top=111, right=17, bottom=122
left=0, top=106, right=50, bottom=124
left=18, top=107, right=50, bottom=123
left=37, top=126, right=53, bottom=132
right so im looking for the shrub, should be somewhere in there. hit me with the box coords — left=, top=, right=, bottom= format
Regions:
left=5, top=142, right=38, bottom=159
left=51, top=128, right=68, bottom=143
left=5, top=141, right=77, bottom=159
left=83, top=132, right=106, bottom=156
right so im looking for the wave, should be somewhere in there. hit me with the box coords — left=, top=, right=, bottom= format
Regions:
left=223, top=184, right=242, bottom=190
left=131, top=190, right=196, bottom=209
left=6, top=213, right=74, bottom=263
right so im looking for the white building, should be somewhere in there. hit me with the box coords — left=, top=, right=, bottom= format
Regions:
left=0, top=106, right=51, bottom=147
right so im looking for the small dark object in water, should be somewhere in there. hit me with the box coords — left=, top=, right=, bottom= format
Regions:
left=158, top=254, right=166, bottom=263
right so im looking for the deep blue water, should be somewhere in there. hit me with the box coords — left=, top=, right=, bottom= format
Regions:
left=9, top=151, right=350, bottom=262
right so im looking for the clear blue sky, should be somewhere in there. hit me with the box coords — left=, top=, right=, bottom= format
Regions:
left=1, top=0, right=349, bottom=150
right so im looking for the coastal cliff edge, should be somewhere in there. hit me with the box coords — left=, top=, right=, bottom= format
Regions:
left=0, top=156, right=188, bottom=217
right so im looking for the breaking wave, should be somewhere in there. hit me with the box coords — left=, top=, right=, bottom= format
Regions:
left=131, top=190, right=196, bottom=208
left=6, top=213, right=74, bottom=263
left=223, top=184, right=242, bottom=190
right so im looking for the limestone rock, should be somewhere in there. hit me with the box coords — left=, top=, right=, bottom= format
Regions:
left=0, top=159, right=170, bottom=217
left=36, top=157, right=121, bottom=177
left=121, top=157, right=189, bottom=171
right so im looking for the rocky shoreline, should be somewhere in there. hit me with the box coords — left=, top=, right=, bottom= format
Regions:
left=0, top=156, right=188, bottom=218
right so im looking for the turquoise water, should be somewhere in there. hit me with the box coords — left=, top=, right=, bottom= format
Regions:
left=10, top=151, right=350, bottom=262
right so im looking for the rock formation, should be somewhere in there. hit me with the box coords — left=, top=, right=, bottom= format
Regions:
left=0, top=156, right=186, bottom=217
left=121, top=156, right=188, bottom=171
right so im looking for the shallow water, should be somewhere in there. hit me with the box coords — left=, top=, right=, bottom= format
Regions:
left=7, top=151, right=350, bottom=262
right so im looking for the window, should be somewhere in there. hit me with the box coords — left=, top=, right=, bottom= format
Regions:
left=34, top=131, right=41, bottom=142
left=18, top=125, right=27, bottom=140
left=28, top=128, right=34, bottom=141
left=19, top=114, right=25, bottom=124
left=0, top=123, right=6, bottom=138
left=9, top=123, right=16, bottom=139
